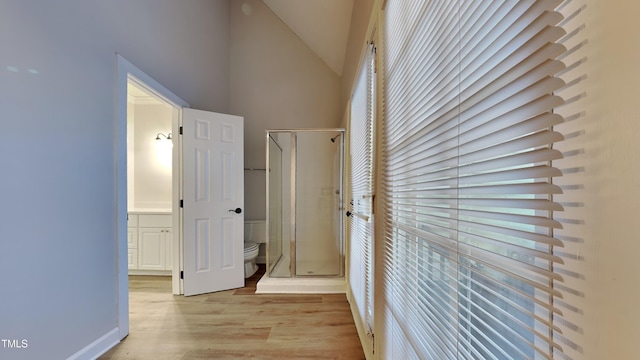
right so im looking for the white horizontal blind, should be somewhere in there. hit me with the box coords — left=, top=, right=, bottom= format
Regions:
left=381, top=1, right=567, bottom=359
left=349, top=43, right=376, bottom=330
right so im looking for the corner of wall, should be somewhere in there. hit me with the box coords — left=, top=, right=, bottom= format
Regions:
left=340, top=0, right=376, bottom=114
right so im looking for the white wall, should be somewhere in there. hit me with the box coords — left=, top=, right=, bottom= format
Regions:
left=340, top=0, right=375, bottom=114
left=554, top=1, right=640, bottom=358
left=295, top=132, right=342, bottom=270
left=127, top=101, right=136, bottom=207
left=0, top=1, right=229, bottom=359
left=131, top=103, right=173, bottom=211
left=230, top=0, right=342, bottom=220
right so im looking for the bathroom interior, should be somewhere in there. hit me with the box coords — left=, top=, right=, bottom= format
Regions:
left=126, top=80, right=176, bottom=277
left=127, top=79, right=346, bottom=293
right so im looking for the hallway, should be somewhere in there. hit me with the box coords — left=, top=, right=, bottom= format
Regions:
left=100, top=267, right=365, bottom=359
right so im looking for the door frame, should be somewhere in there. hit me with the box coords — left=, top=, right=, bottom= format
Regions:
left=115, top=54, right=188, bottom=340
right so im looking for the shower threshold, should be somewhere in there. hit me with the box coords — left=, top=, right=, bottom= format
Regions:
left=256, top=276, right=346, bottom=294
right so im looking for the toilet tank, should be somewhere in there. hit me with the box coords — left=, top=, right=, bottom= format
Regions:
left=244, top=220, right=266, bottom=244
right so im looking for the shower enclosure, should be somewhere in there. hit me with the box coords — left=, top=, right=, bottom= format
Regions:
left=266, top=129, right=345, bottom=278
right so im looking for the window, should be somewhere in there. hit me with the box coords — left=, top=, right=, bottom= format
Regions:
left=349, top=42, right=376, bottom=334
left=380, top=1, right=567, bottom=358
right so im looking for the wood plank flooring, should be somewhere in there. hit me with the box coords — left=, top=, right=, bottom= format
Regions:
left=100, top=266, right=365, bottom=359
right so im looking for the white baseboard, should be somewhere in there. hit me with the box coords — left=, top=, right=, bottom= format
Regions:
left=66, top=328, right=120, bottom=360
left=348, top=287, right=374, bottom=359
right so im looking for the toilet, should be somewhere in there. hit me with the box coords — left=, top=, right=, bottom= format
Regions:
left=244, top=220, right=266, bottom=278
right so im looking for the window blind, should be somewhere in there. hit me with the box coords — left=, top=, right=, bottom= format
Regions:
left=349, top=43, right=376, bottom=332
left=381, top=1, right=567, bottom=358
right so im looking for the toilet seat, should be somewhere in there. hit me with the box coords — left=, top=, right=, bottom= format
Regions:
left=244, top=242, right=259, bottom=252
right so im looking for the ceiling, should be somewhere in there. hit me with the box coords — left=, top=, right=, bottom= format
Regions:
left=128, top=81, right=166, bottom=106
left=262, top=0, right=354, bottom=76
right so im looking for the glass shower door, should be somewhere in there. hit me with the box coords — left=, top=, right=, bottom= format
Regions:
left=268, top=135, right=284, bottom=274
left=294, top=131, right=343, bottom=276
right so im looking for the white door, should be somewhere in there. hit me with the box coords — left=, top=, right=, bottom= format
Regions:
left=182, top=108, right=244, bottom=296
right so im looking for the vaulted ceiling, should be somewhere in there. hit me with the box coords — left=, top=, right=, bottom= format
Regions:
left=262, top=0, right=354, bottom=76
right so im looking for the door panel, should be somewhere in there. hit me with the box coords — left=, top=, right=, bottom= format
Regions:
left=221, top=217, right=234, bottom=268
left=183, top=108, right=244, bottom=296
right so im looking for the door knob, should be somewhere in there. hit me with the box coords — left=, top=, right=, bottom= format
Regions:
left=229, top=208, right=242, bottom=214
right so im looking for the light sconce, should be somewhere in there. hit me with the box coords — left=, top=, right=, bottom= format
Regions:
left=155, top=133, right=172, bottom=140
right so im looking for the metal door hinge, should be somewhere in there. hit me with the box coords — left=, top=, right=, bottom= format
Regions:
left=180, top=270, right=184, bottom=279
left=179, top=126, right=183, bottom=135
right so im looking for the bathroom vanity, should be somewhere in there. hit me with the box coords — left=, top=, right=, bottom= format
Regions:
left=127, top=211, right=172, bottom=275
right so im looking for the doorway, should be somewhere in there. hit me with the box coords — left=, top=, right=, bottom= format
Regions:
left=126, top=80, right=178, bottom=276
left=116, top=55, right=189, bottom=340
left=116, top=55, right=246, bottom=341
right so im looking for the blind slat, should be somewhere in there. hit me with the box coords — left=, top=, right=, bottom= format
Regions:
left=349, top=43, right=376, bottom=333
left=381, top=0, right=567, bottom=358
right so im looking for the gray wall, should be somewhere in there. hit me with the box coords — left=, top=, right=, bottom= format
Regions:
left=0, top=1, right=229, bottom=359
left=229, top=0, right=342, bottom=221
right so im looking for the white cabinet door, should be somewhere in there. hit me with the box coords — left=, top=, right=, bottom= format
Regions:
left=165, top=229, right=172, bottom=270
left=128, top=226, right=138, bottom=269
left=138, top=228, right=166, bottom=270
left=127, top=228, right=137, bottom=249
left=128, top=249, right=138, bottom=269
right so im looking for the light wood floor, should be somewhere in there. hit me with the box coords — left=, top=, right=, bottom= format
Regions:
left=100, top=266, right=365, bottom=359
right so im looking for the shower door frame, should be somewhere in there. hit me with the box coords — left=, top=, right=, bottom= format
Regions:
left=266, top=128, right=346, bottom=278
left=266, top=134, right=284, bottom=273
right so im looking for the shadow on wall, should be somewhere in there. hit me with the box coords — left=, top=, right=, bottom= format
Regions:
left=553, top=0, right=588, bottom=357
